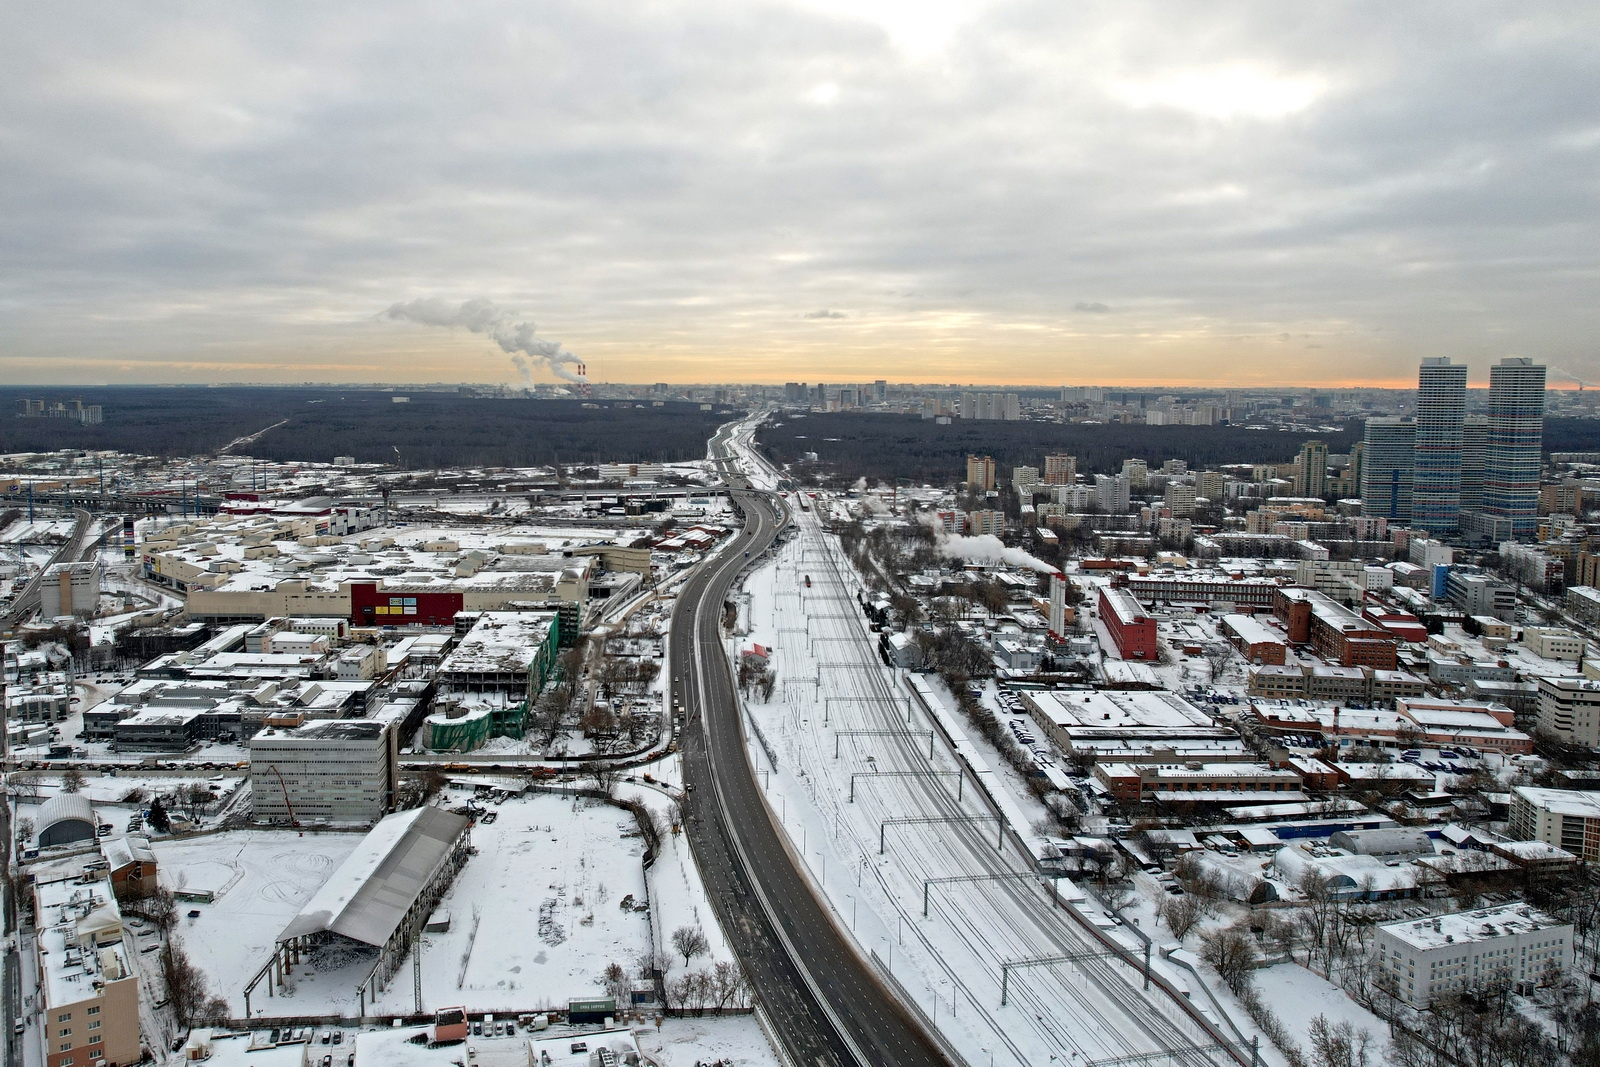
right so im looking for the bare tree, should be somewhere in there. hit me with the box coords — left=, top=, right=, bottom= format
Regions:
left=1308, top=1015, right=1375, bottom=1067
left=160, top=941, right=216, bottom=1025
left=710, top=960, right=749, bottom=1013
left=1158, top=893, right=1202, bottom=938
left=600, top=960, right=630, bottom=1004
left=1199, top=922, right=1259, bottom=993
left=60, top=766, right=86, bottom=794
left=670, top=925, right=710, bottom=970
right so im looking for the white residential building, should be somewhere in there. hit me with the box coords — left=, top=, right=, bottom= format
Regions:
left=1373, top=903, right=1572, bottom=1009
left=1536, top=676, right=1600, bottom=748
left=1509, top=786, right=1600, bottom=860
left=1095, top=474, right=1130, bottom=514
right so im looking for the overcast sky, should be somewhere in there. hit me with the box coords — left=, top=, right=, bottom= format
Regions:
left=3, top=2, right=1598, bottom=387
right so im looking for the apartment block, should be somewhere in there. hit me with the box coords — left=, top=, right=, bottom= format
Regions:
left=1042, top=454, right=1077, bottom=485
left=1536, top=677, right=1600, bottom=749
left=1509, top=787, right=1600, bottom=860
left=965, top=454, right=997, bottom=491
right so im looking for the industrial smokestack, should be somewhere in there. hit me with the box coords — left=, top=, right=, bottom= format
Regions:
left=383, top=298, right=590, bottom=387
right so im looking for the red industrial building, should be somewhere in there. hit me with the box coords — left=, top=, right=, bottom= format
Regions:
left=1099, top=587, right=1158, bottom=661
left=1361, top=601, right=1429, bottom=643
left=1218, top=614, right=1289, bottom=665
left=348, top=583, right=464, bottom=627
left=1273, top=588, right=1400, bottom=670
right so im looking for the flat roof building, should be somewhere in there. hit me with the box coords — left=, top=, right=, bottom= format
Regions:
left=33, top=873, right=142, bottom=1067
left=1536, top=676, right=1600, bottom=749
left=249, top=719, right=395, bottom=825
left=1509, top=786, right=1600, bottom=861
left=1374, top=903, right=1571, bottom=1009
left=1099, top=586, right=1157, bottom=661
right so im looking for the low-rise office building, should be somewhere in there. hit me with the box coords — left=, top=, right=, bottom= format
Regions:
left=1218, top=614, right=1288, bottom=665
left=1094, top=761, right=1302, bottom=803
left=1374, top=904, right=1572, bottom=1009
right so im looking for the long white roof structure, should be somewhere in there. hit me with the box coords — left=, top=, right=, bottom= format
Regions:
left=277, top=806, right=470, bottom=948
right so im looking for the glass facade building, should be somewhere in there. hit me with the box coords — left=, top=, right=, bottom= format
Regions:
left=1361, top=416, right=1416, bottom=523
left=1412, top=357, right=1467, bottom=534
left=1483, top=357, right=1546, bottom=538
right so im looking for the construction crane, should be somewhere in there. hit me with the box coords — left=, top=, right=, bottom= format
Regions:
left=267, top=765, right=299, bottom=828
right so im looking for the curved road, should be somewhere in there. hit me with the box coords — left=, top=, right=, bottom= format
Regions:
left=670, top=438, right=948, bottom=1067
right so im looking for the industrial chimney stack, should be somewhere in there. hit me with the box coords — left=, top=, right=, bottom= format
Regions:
left=1049, top=572, right=1067, bottom=638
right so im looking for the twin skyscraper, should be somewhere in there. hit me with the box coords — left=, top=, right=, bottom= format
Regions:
left=1361, top=357, right=1546, bottom=542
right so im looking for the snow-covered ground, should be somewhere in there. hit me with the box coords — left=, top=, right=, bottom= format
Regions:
left=1247, top=961, right=1386, bottom=1042
left=615, top=765, right=736, bottom=972
left=155, top=829, right=361, bottom=1010
left=640, top=1015, right=781, bottom=1067
left=161, top=789, right=655, bottom=1018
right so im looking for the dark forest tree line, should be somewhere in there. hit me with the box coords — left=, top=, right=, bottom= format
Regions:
left=757, top=411, right=1600, bottom=485
left=0, top=387, right=735, bottom=467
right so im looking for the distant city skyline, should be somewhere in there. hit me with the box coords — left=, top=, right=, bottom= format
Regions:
left=5, top=4, right=1599, bottom=386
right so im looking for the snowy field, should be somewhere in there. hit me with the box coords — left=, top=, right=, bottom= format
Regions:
left=640, top=1015, right=781, bottom=1067
left=162, top=790, right=654, bottom=1017
left=156, top=830, right=362, bottom=1010
left=1246, top=962, right=1386, bottom=1044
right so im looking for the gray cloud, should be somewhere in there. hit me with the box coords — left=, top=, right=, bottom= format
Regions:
left=804, top=309, right=848, bottom=319
left=1073, top=302, right=1112, bottom=314
left=2, top=1, right=1599, bottom=383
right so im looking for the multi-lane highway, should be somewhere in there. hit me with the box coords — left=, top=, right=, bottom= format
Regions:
left=671, top=424, right=948, bottom=1067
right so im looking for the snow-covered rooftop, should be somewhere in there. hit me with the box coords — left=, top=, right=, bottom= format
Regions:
left=278, top=806, right=471, bottom=949
left=1378, top=902, right=1565, bottom=950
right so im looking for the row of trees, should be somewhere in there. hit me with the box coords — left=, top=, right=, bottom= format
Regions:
left=597, top=926, right=751, bottom=1016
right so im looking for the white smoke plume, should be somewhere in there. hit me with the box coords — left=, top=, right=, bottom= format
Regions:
left=917, top=513, right=1056, bottom=573
left=385, top=297, right=587, bottom=385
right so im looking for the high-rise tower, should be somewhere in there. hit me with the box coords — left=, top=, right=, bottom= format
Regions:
left=1361, top=417, right=1415, bottom=522
left=1295, top=440, right=1328, bottom=499
left=1483, top=357, right=1546, bottom=538
left=1411, top=357, right=1467, bottom=534
left=1459, top=415, right=1489, bottom=511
